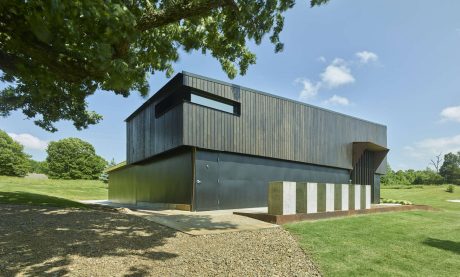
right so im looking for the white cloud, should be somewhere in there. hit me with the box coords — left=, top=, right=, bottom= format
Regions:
left=323, top=95, right=350, bottom=106
left=297, top=51, right=378, bottom=102
left=320, top=59, right=355, bottom=88
left=356, top=51, right=378, bottom=64
left=296, top=78, right=321, bottom=101
left=404, top=134, right=460, bottom=160
left=8, top=133, right=48, bottom=150
left=440, top=106, right=460, bottom=122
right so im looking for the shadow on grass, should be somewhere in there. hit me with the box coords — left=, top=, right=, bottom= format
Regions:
left=423, top=238, right=460, bottom=255
left=0, top=191, right=88, bottom=209
left=0, top=194, right=240, bottom=276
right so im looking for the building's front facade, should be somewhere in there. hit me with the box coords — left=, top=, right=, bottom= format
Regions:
left=109, top=72, right=388, bottom=211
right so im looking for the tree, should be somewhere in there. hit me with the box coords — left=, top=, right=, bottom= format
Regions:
left=0, top=0, right=329, bottom=132
left=28, top=159, right=49, bottom=174
left=99, top=158, right=117, bottom=183
left=413, top=168, right=444, bottom=185
left=0, top=129, right=30, bottom=177
left=381, top=163, right=444, bottom=186
left=439, top=152, right=460, bottom=184
left=46, top=138, right=107, bottom=179
left=430, top=153, right=443, bottom=173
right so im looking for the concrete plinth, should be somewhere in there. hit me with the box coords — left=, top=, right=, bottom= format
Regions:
left=268, top=181, right=296, bottom=215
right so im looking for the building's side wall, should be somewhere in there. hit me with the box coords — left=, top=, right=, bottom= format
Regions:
left=373, top=174, right=381, bottom=203
left=126, top=101, right=184, bottom=164
left=182, top=73, right=387, bottom=174
left=194, top=149, right=352, bottom=211
left=109, top=148, right=193, bottom=206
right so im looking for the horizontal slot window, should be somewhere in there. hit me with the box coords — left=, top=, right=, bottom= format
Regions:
left=190, top=93, right=239, bottom=115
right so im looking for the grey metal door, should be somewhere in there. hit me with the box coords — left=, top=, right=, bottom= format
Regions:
left=195, top=151, right=220, bottom=210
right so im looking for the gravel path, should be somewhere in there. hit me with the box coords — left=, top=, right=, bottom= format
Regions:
left=0, top=204, right=320, bottom=276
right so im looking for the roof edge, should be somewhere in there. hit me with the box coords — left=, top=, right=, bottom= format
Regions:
left=182, top=71, right=387, bottom=128
left=124, top=73, right=184, bottom=121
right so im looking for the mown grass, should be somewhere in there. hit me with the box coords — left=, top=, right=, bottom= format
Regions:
left=285, top=185, right=460, bottom=277
left=0, top=175, right=108, bottom=208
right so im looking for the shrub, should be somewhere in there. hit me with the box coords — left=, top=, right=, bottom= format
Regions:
left=46, top=138, right=107, bottom=180
left=0, top=130, right=30, bottom=177
left=446, top=184, right=455, bottom=193
left=380, top=198, right=413, bottom=205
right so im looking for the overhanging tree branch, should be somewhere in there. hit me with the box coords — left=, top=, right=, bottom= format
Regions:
left=137, top=0, right=238, bottom=31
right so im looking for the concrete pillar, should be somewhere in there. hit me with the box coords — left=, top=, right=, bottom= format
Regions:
left=268, top=181, right=296, bottom=215
left=341, top=184, right=349, bottom=211
left=326, top=183, right=335, bottom=212
left=296, top=182, right=318, bottom=214
left=317, top=183, right=327, bottom=213
left=307, top=182, right=317, bottom=214
left=365, top=185, right=371, bottom=209
left=355, top=184, right=361, bottom=210
left=296, top=182, right=307, bottom=214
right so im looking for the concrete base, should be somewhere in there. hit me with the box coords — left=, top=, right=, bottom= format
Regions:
left=80, top=200, right=276, bottom=235
left=234, top=204, right=436, bottom=225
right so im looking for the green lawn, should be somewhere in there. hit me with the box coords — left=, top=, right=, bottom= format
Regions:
left=285, top=185, right=460, bottom=277
left=0, top=175, right=108, bottom=208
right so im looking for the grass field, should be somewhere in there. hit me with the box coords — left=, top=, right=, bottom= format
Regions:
left=285, top=185, right=460, bottom=277
left=0, top=175, right=107, bottom=208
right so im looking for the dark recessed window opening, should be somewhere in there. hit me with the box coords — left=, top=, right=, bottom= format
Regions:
left=155, top=90, right=185, bottom=118
left=190, top=91, right=240, bottom=116
left=155, top=88, right=241, bottom=118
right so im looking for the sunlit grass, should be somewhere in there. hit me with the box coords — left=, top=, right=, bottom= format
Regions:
left=285, top=185, right=460, bottom=276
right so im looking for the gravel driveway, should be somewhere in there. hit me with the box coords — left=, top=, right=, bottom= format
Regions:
left=0, top=204, right=320, bottom=276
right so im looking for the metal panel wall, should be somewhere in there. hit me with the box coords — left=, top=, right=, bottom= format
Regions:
left=182, top=72, right=387, bottom=174
left=194, top=149, right=351, bottom=211
left=109, top=147, right=193, bottom=205
left=373, top=174, right=381, bottom=203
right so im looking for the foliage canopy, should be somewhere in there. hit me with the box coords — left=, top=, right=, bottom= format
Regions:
left=439, top=152, right=460, bottom=185
left=0, top=0, right=329, bottom=132
left=0, top=129, right=30, bottom=177
left=46, top=138, right=107, bottom=180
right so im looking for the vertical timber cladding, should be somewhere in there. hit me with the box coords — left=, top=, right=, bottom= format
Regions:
left=194, top=149, right=351, bottom=211
left=351, top=150, right=381, bottom=203
left=125, top=74, right=184, bottom=164
left=182, top=72, right=387, bottom=174
left=109, top=147, right=193, bottom=207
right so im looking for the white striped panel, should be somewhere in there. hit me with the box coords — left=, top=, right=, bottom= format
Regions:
left=341, top=184, right=349, bottom=211
left=355, top=184, right=361, bottom=210
left=365, top=185, right=371, bottom=209
left=326, top=183, right=334, bottom=212
left=307, top=182, right=317, bottom=214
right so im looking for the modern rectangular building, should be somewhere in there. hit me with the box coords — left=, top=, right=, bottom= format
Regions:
left=108, top=71, right=388, bottom=211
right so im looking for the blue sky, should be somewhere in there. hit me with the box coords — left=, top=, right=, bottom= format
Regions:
left=1, top=0, right=460, bottom=170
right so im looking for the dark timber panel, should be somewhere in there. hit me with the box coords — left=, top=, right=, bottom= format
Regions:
left=182, top=73, right=387, bottom=174
left=109, top=147, right=193, bottom=205
left=194, top=149, right=351, bottom=211
left=126, top=97, right=184, bottom=164
left=126, top=72, right=387, bottom=174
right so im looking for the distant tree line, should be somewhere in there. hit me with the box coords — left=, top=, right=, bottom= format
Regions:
left=382, top=152, right=460, bottom=186
left=0, top=129, right=108, bottom=180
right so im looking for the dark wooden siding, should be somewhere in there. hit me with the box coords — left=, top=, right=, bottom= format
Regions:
left=127, top=72, right=387, bottom=174
left=182, top=73, right=387, bottom=174
left=126, top=100, right=183, bottom=164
